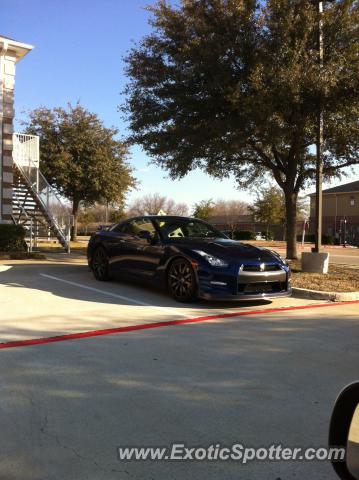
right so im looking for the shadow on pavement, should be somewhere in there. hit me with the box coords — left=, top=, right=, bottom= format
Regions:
left=1, top=311, right=358, bottom=479
left=0, top=263, right=273, bottom=310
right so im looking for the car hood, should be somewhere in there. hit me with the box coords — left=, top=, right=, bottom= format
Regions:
left=168, top=238, right=280, bottom=263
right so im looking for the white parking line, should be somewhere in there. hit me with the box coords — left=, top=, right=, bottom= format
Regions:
left=0, top=266, right=12, bottom=273
left=40, top=273, right=189, bottom=318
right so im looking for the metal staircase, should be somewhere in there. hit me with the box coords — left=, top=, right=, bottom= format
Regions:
left=12, top=133, right=71, bottom=252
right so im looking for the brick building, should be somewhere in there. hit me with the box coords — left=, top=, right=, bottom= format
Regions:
left=309, top=180, right=359, bottom=244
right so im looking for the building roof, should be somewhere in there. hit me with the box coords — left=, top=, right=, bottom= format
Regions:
left=309, top=180, right=359, bottom=196
left=0, top=34, right=16, bottom=41
left=0, top=34, right=33, bottom=61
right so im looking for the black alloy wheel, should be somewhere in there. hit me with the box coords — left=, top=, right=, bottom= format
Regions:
left=167, top=258, right=197, bottom=302
left=92, top=247, right=110, bottom=281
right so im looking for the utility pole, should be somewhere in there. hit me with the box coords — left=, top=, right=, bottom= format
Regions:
left=302, top=0, right=333, bottom=273
left=314, top=0, right=324, bottom=253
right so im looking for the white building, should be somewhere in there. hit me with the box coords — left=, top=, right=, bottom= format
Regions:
left=0, top=35, right=69, bottom=250
left=0, top=34, right=33, bottom=223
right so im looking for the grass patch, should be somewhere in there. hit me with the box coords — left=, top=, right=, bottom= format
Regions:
left=290, top=261, right=359, bottom=292
left=33, top=241, right=87, bottom=255
left=0, top=252, right=46, bottom=260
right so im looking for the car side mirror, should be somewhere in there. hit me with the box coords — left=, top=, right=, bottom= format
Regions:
left=329, top=382, right=359, bottom=479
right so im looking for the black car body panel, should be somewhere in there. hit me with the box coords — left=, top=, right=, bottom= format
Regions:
left=87, top=216, right=291, bottom=301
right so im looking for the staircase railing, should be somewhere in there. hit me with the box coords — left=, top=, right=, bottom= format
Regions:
left=10, top=199, right=37, bottom=252
left=13, top=134, right=71, bottom=251
left=12, top=133, right=40, bottom=168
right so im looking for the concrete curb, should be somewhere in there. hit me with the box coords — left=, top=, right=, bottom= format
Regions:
left=292, top=287, right=359, bottom=302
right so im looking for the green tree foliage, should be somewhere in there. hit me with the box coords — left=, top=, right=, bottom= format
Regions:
left=124, top=0, right=359, bottom=258
left=25, top=103, right=136, bottom=240
left=250, top=186, right=309, bottom=237
left=77, top=209, right=97, bottom=235
left=192, top=199, right=215, bottom=220
left=109, top=207, right=127, bottom=224
left=250, top=187, right=286, bottom=226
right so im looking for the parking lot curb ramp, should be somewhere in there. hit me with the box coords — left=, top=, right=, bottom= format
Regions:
left=292, top=287, right=359, bottom=302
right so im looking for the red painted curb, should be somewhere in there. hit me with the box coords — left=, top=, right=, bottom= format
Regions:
left=1, top=300, right=358, bottom=350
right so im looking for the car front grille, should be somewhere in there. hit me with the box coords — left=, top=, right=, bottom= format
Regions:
left=238, top=281, right=286, bottom=295
left=241, top=264, right=281, bottom=272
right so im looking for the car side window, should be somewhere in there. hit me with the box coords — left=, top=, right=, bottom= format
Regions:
left=122, top=220, right=141, bottom=236
left=133, top=218, right=157, bottom=236
left=112, top=221, right=132, bottom=234
left=113, top=218, right=157, bottom=237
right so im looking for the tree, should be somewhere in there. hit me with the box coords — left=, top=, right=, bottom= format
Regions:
left=124, top=0, right=359, bottom=258
left=25, top=103, right=136, bottom=240
left=193, top=198, right=249, bottom=231
left=77, top=203, right=127, bottom=230
left=250, top=186, right=310, bottom=238
left=126, top=193, right=188, bottom=216
left=109, top=207, right=126, bottom=224
left=249, top=187, right=286, bottom=237
left=213, top=200, right=249, bottom=218
left=192, top=199, right=215, bottom=220
left=77, top=209, right=96, bottom=235
left=212, top=199, right=249, bottom=234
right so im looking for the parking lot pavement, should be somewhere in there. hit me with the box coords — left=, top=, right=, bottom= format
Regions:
left=0, top=300, right=358, bottom=479
left=0, top=261, right=327, bottom=344
left=270, top=246, right=359, bottom=267
left=0, top=261, right=358, bottom=480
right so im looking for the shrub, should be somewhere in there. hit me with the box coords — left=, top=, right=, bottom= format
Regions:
left=233, top=230, right=255, bottom=240
left=322, top=234, right=335, bottom=245
left=296, top=233, right=335, bottom=245
left=297, top=233, right=315, bottom=243
left=262, top=231, right=274, bottom=241
left=0, top=224, right=26, bottom=252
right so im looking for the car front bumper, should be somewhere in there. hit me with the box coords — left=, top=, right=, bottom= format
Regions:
left=199, top=288, right=292, bottom=301
left=196, top=263, right=291, bottom=301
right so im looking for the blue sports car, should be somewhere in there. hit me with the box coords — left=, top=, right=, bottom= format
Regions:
left=87, top=216, right=291, bottom=302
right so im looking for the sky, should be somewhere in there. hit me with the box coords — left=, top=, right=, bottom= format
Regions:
left=1, top=0, right=357, bottom=210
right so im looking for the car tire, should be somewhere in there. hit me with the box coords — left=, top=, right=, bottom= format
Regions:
left=167, top=258, right=197, bottom=302
left=91, top=247, right=111, bottom=281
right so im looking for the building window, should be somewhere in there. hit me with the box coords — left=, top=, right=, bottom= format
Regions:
left=350, top=197, right=355, bottom=206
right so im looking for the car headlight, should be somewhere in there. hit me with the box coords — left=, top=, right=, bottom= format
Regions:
left=193, top=250, right=228, bottom=267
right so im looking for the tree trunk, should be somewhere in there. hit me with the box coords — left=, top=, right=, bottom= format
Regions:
left=284, top=189, right=298, bottom=259
left=71, top=199, right=80, bottom=242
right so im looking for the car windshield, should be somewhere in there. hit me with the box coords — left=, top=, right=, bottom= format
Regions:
left=154, top=218, right=227, bottom=240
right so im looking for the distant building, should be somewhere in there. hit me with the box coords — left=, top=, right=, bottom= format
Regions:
left=208, top=213, right=293, bottom=240
left=309, top=180, right=359, bottom=244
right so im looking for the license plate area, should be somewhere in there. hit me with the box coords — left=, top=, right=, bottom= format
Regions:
left=238, top=282, right=284, bottom=294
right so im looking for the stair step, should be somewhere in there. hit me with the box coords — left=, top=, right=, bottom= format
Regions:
left=12, top=163, right=69, bottom=251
